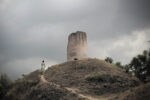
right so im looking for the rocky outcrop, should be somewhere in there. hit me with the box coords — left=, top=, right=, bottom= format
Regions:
left=67, top=31, right=87, bottom=61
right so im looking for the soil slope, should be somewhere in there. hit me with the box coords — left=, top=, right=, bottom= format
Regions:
left=112, top=83, right=150, bottom=100
left=4, top=58, right=142, bottom=100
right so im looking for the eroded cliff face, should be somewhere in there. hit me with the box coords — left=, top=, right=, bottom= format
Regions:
left=67, top=31, right=87, bottom=61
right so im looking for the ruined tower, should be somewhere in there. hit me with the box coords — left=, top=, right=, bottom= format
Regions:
left=67, top=31, right=87, bottom=61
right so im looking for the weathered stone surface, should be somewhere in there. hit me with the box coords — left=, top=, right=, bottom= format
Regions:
left=67, top=31, right=87, bottom=61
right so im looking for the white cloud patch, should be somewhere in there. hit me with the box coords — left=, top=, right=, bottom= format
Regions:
left=89, top=29, right=150, bottom=64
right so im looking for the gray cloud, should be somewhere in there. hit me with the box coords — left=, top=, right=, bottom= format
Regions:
left=0, top=0, right=150, bottom=80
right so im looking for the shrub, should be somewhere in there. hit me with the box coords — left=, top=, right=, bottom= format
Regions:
left=87, top=74, right=117, bottom=83
left=0, top=74, right=13, bottom=100
left=15, top=80, right=39, bottom=93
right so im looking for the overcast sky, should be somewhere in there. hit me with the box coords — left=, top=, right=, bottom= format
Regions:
left=0, top=0, right=150, bottom=80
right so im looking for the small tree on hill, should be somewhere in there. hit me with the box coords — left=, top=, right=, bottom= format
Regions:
left=105, top=57, right=113, bottom=64
left=115, top=62, right=124, bottom=69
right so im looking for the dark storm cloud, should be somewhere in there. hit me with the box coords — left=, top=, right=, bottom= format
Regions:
left=0, top=0, right=149, bottom=80
left=115, top=0, right=150, bottom=32
left=87, top=0, right=150, bottom=40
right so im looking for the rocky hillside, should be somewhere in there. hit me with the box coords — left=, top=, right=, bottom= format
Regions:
left=4, top=58, right=146, bottom=100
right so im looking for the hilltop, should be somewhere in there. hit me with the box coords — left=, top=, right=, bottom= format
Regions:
left=4, top=58, right=148, bottom=100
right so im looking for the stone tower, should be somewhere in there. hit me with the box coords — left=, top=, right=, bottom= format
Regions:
left=67, top=31, right=87, bottom=61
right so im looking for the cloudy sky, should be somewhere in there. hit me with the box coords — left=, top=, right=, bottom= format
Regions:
left=0, top=0, right=150, bottom=80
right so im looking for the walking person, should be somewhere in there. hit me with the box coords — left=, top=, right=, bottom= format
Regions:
left=41, top=60, right=46, bottom=74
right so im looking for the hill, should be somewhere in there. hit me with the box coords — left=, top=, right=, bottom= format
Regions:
left=3, top=58, right=143, bottom=100
left=112, top=83, right=150, bottom=100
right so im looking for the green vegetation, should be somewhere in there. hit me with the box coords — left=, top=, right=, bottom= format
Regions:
left=3, top=78, right=40, bottom=100
left=0, top=74, right=13, bottom=100
left=105, top=57, right=113, bottom=64
left=105, top=57, right=124, bottom=69
left=15, top=80, right=39, bottom=93
left=129, top=50, right=150, bottom=83
left=87, top=74, right=117, bottom=83
left=105, top=49, right=150, bottom=83
left=115, top=62, right=124, bottom=69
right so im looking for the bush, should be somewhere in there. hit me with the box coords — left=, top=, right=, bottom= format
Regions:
left=105, top=57, right=113, bottom=64
left=0, top=74, right=13, bottom=99
left=15, top=80, right=39, bottom=93
left=87, top=74, right=117, bottom=83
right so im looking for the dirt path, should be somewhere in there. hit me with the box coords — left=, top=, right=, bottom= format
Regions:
left=40, top=75, right=48, bottom=83
left=40, top=75, right=60, bottom=88
left=66, top=87, right=102, bottom=100
left=40, top=75, right=112, bottom=100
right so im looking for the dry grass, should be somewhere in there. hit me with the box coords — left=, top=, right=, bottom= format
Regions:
left=44, top=58, right=141, bottom=97
left=111, top=83, right=150, bottom=100
left=4, top=58, right=142, bottom=100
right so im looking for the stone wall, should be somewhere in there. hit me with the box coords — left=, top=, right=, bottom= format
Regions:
left=67, top=31, right=87, bottom=61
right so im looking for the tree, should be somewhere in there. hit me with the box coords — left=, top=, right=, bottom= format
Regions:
left=124, top=64, right=130, bottom=73
left=105, top=57, right=113, bottom=64
left=0, top=74, right=13, bottom=99
left=129, top=50, right=150, bottom=83
left=115, top=62, right=123, bottom=69
left=115, top=62, right=131, bottom=73
left=105, top=57, right=125, bottom=70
